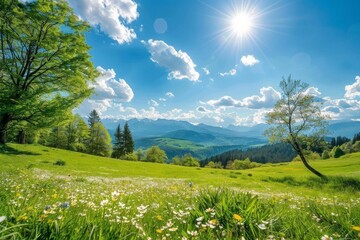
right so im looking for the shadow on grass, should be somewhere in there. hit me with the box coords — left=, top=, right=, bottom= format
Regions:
left=0, top=144, right=40, bottom=156
left=264, top=175, right=360, bottom=192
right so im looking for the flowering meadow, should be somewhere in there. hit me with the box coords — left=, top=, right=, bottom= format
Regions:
left=1, top=168, right=360, bottom=240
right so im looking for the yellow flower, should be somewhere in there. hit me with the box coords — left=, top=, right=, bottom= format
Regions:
left=156, top=229, right=163, bottom=234
left=352, top=225, right=360, bottom=232
left=52, top=193, right=58, bottom=199
left=156, top=215, right=163, bottom=221
left=209, top=219, right=217, bottom=225
left=233, top=214, right=243, bottom=222
left=17, top=215, right=28, bottom=221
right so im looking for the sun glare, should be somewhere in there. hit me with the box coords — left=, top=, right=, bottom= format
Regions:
left=231, top=12, right=254, bottom=37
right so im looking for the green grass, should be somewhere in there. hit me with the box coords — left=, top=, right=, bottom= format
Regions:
left=1, top=144, right=360, bottom=239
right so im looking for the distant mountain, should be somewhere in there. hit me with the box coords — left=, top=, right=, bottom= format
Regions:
left=327, top=121, right=360, bottom=138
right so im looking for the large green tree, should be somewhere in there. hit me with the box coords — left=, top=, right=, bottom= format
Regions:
left=145, top=146, right=167, bottom=163
left=0, top=0, right=97, bottom=144
left=265, top=76, right=328, bottom=178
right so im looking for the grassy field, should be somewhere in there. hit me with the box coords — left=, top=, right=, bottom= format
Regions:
left=1, top=144, right=360, bottom=239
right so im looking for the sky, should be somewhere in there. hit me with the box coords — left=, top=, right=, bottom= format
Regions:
left=64, top=0, right=360, bottom=127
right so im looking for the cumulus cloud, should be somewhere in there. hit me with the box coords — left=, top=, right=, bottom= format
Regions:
left=304, top=87, right=322, bottom=96
left=90, top=66, right=134, bottom=102
left=241, top=55, right=260, bottom=66
left=143, top=39, right=200, bottom=81
left=207, top=87, right=281, bottom=109
left=345, top=76, right=360, bottom=99
left=68, top=0, right=138, bottom=44
left=196, top=106, right=210, bottom=113
left=75, top=66, right=134, bottom=116
left=220, top=69, right=237, bottom=77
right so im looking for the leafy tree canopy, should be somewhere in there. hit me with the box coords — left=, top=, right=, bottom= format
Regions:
left=0, top=0, right=97, bottom=143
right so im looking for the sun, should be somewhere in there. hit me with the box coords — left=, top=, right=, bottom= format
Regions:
left=230, top=12, right=254, bottom=37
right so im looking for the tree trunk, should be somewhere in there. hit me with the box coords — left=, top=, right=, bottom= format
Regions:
left=293, top=140, right=326, bottom=179
left=0, top=114, right=11, bottom=144
left=17, top=130, right=26, bottom=144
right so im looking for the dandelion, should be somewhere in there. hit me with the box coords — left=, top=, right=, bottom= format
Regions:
left=156, top=215, right=163, bottom=221
left=233, top=214, right=242, bottom=222
left=52, top=193, right=58, bottom=199
left=156, top=229, right=163, bottom=234
left=352, top=226, right=360, bottom=232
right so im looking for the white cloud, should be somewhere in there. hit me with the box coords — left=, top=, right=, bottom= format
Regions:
left=345, top=76, right=360, bottom=99
left=74, top=66, right=134, bottom=116
left=159, top=98, right=166, bottom=102
left=207, top=87, right=281, bottom=109
left=166, top=92, right=175, bottom=98
left=90, top=66, right=134, bottom=102
left=303, top=87, right=322, bottom=96
left=241, top=55, right=260, bottom=66
left=143, top=39, right=200, bottom=81
left=196, top=106, right=210, bottom=113
left=203, top=67, right=210, bottom=75
left=68, top=0, right=138, bottom=44
left=220, top=69, right=237, bottom=77
left=148, top=99, right=159, bottom=107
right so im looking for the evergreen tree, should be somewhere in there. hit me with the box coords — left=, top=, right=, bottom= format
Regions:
left=111, top=124, right=124, bottom=159
left=88, top=110, right=101, bottom=128
left=123, top=122, right=134, bottom=155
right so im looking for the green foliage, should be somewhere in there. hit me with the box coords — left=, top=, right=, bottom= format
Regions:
left=145, top=146, right=167, bottom=163
left=87, top=110, right=101, bottom=129
left=322, top=150, right=330, bottom=159
left=265, top=76, right=328, bottom=178
left=333, top=146, right=345, bottom=158
left=111, top=124, right=124, bottom=159
left=171, top=154, right=200, bottom=167
left=123, top=122, right=134, bottom=155
left=54, top=159, right=66, bottom=166
left=0, top=0, right=97, bottom=143
left=120, top=152, right=138, bottom=161
left=231, top=158, right=260, bottom=170
left=191, top=188, right=271, bottom=239
left=87, top=122, right=112, bottom=157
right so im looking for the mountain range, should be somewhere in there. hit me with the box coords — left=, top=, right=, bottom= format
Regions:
left=102, top=118, right=360, bottom=160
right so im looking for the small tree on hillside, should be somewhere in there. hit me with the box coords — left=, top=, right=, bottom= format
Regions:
left=145, top=146, right=167, bottom=163
left=111, top=124, right=124, bottom=159
left=265, top=76, right=328, bottom=178
left=123, top=122, right=134, bottom=155
left=87, top=122, right=111, bottom=157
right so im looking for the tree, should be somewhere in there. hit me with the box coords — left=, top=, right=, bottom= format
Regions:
left=181, top=153, right=200, bottom=167
left=88, top=110, right=101, bottom=129
left=87, top=122, right=112, bottom=157
left=145, top=146, right=167, bottom=163
left=0, top=0, right=97, bottom=144
left=123, top=122, right=134, bottom=155
left=265, top=76, right=328, bottom=178
left=111, top=124, right=124, bottom=159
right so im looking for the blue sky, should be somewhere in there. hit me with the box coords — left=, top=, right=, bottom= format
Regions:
left=67, top=0, right=360, bottom=126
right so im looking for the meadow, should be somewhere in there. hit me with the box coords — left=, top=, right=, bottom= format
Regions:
left=1, top=144, right=360, bottom=239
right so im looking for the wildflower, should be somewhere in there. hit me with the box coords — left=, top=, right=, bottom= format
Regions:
left=0, top=216, right=6, bottom=223
left=205, top=208, right=213, bottom=213
left=196, top=216, right=203, bottom=222
left=100, top=199, right=109, bottom=207
left=59, top=202, right=70, bottom=209
left=258, top=223, right=267, bottom=230
left=233, top=214, right=242, bottom=222
left=321, top=235, right=333, bottom=240
left=156, top=229, right=163, bottom=234
left=352, top=226, right=360, bottom=232
left=52, top=193, right=58, bottom=199
left=169, top=227, right=178, bottom=232
left=156, top=215, right=163, bottom=221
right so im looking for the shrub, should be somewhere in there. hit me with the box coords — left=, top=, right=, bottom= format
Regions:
left=333, top=147, right=345, bottom=158
left=54, top=159, right=66, bottom=166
